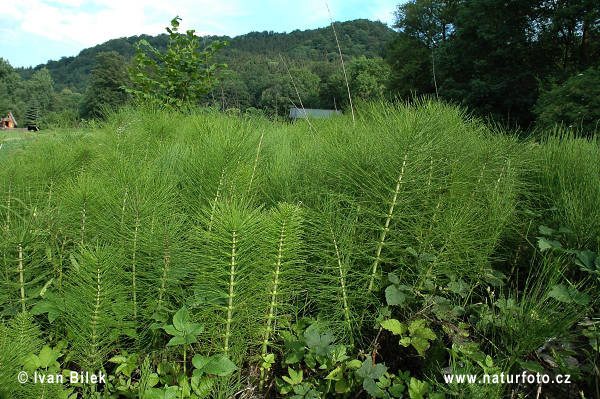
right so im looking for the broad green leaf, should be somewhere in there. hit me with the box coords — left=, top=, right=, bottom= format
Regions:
left=575, top=250, right=599, bottom=272
left=191, top=375, right=213, bottom=398
left=356, top=358, right=387, bottom=379
left=385, top=285, right=407, bottom=306
left=548, top=284, right=590, bottom=305
left=185, top=323, right=203, bottom=336
left=388, top=273, right=399, bottom=285
left=192, top=355, right=209, bottom=371
left=163, top=325, right=180, bottom=336
left=363, top=378, right=385, bottom=398
left=447, top=279, right=469, bottom=298
left=410, top=337, right=432, bottom=355
left=380, top=319, right=407, bottom=335
left=172, top=306, right=189, bottom=331
left=203, top=354, right=238, bottom=376
left=166, top=336, right=186, bottom=346
left=325, top=366, right=342, bottom=381
left=38, top=345, right=61, bottom=368
left=538, top=225, right=555, bottom=236
left=537, top=237, right=561, bottom=251
left=335, top=378, right=350, bottom=393
left=389, top=383, right=406, bottom=397
left=304, top=327, right=334, bottom=356
left=408, top=378, right=429, bottom=399
left=23, top=353, right=41, bottom=372
left=108, top=355, right=128, bottom=364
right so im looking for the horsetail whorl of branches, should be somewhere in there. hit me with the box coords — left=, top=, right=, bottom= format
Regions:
left=368, top=153, right=408, bottom=292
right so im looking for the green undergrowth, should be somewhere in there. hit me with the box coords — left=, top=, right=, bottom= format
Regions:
left=0, top=100, right=598, bottom=399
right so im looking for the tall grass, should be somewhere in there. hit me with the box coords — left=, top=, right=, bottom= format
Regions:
left=0, top=101, right=597, bottom=398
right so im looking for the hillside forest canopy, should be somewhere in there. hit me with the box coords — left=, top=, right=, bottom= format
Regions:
left=0, top=0, right=599, bottom=133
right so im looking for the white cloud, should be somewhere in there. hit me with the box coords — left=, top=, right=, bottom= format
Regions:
left=13, top=0, right=238, bottom=47
left=8, top=0, right=395, bottom=53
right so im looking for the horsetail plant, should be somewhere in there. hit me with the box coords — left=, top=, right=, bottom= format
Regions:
left=368, top=153, right=408, bottom=292
left=259, top=202, right=303, bottom=389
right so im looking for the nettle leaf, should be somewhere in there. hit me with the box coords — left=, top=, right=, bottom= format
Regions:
left=380, top=319, right=407, bottom=336
left=389, top=382, right=406, bottom=397
left=388, top=272, right=400, bottom=285
left=407, top=320, right=436, bottom=355
left=363, top=377, right=386, bottom=398
left=538, top=225, right=555, bottom=236
left=385, top=285, right=407, bottom=306
left=304, top=327, right=334, bottom=356
left=447, top=278, right=469, bottom=298
left=31, top=298, right=62, bottom=323
left=537, top=237, right=562, bottom=252
left=38, top=345, right=62, bottom=368
left=282, top=367, right=303, bottom=385
left=356, top=357, right=387, bottom=380
left=408, top=378, right=429, bottom=399
left=547, top=284, right=590, bottom=305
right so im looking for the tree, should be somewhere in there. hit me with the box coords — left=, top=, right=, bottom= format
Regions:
left=80, top=51, right=129, bottom=118
left=393, top=0, right=458, bottom=47
left=386, top=0, right=457, bottom=99
left=436, top=0, right=540, bottom=127
left=0, top=58, right=26, bottom=122
left=128, top=16, right=228, bottom=108
left=324, top=57, right=390, bottom=107
left=534, top=67, right=600, bottom=134
left=27, top=68, right=55, bottom=114
left=24, top=99, right=40, bottom=131
left=386, top=34, right=435, bottom=97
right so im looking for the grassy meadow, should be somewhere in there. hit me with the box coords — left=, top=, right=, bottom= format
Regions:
left=0, top=101, right=598, bottom=399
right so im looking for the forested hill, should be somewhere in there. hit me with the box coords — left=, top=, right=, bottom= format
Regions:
left=16, top=19, right=394, bottom=94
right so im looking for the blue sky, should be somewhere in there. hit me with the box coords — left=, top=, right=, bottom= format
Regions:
left=1, top=1, right=398, bottom=68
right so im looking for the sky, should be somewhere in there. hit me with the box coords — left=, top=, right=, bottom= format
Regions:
left=1, top=0, right=398, bottom=68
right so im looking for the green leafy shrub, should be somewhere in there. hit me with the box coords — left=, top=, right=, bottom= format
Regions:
left=534, top=67, right=600, bottom=135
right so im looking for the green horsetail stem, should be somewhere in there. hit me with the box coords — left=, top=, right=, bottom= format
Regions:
left=260, top=217, right=287, bottom=390
left=120, top=187, right=128, bottom=228
left=92, top=257, right=101, bottom=358
left=224, top=230, right=237, bottom=355
left=132, top=212, right=139, bottom=319
left=472, top=162, right=487, bottom=198
left=209, top=168, right=226, bottom=232
left=157, top=234, right=170, bottom=312
left=330, top=226, right=353, bottom=345
left=46, top=179, right=54, bottom=230
left=80, top=198, right=87, bottom=245
left=248, top=130, right=265, bottom=196
left=18, top=243, right=24, bottom=313
left=368, top=153, right=408, bottom=292
left=5, top=177, right=11, bottom=231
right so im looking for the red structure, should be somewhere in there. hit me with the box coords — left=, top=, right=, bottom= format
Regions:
left=1, top=112, right=17, bottom=129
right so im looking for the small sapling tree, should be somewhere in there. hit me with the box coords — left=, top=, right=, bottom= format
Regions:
left=128, top=16, right=228, bottom=108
